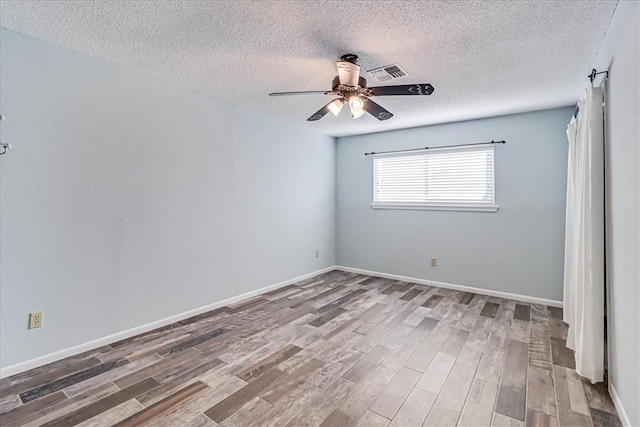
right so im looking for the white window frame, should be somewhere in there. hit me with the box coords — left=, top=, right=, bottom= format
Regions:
left=371, top=145, right=498, bottom=212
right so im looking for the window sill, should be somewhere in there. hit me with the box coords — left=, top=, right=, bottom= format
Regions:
left=371, top=203, right=499, bottom=212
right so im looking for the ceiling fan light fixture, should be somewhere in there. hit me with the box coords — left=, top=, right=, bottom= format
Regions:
left=328, top=98, right=345, bottom=116
left=349, top=96, right=365, bottom=119
left=272, top=53, right=434, bottom=123
left=351, top=108, right=365, bottom=119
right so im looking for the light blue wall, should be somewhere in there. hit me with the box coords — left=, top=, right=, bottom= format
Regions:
left=593, top=1, right=640, bottom=424
left=336, top=108, right=573, bottom=301
left=0, top=28, right=336, bottom=368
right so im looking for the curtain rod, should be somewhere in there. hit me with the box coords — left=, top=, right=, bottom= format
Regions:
left=574, top=68, right=609, bottom=118
left=588, top=68, right=609, bottom=82
left=363, top=140, right=506, bottom=156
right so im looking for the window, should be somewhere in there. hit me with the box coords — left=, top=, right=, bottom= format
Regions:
left=372, top=145, right=497, bottom=211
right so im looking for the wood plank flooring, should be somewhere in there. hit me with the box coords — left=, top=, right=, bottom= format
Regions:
left=0, top=270, right=622, bottom=426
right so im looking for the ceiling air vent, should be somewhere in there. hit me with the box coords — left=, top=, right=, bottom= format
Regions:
left=366, top=64, right=409, bottom=83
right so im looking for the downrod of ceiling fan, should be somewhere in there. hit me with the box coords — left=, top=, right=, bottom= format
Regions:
left=340, top=54, right=359, bottom=64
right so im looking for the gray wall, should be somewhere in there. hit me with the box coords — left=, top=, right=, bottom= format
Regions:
left=336, top=108, right=573, bottom=301
left=0, top=29, right=336, bottom=368
left=593, top=1, right=640, bottom=424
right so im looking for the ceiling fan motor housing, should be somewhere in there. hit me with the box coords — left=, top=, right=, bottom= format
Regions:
left=340, top=54, right=359, bottom=64
left=332, top=76, right=367, bottom=89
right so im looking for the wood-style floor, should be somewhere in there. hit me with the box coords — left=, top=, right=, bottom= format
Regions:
left=0, top=270, right=622, bottom=426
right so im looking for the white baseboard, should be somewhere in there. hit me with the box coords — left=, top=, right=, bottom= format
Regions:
left=0, top=265, right=337, bottom=379
left=609, top=383, right=632, bottom=427
left=335, top=265, right=563, bottom=308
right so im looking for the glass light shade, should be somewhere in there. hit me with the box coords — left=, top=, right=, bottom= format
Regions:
left=349, top=96, right=364, bottom=110
left=327, top=99, right=344, bottom=116
left=349, top=96, right=365, bottom=119
left=351, top=108, right=365, bottom=119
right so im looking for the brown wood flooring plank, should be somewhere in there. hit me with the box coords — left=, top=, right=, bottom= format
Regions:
left=548, top=317, right=568, bottom=340
left=319, top=408, right=357, bottom=427
left=370, top=366, right=420, bottom=419
left=0, top=390, right=67, bottom=425
left=159, top=328, right=228, bottom=355
left=289, top=285, right=346, bottom=309
left=422, top=294, right=444, bottom=308
left=109, top=324, right=183, bottom=349
left=551, top=337, right=576, bottom=369
left=458, top=292, right=475, bottom=305
left=343, top=345, right=391, bottom=383
left=529, top=317, right=553, bottom=371
left=547, top=306, right=563, bottom=319
left=135, top=356, right=224, bottom=406
left=113, top=380, right=209, bottom=426
left=495, top=339, right=528, bottom=421
left=236, top=344, right=302, bottom=382
left=274, top=305, right=315, bottom=326
left=317, top=289, right=368, bottom=313
left=262, top=284, right=299, bottom=297
left=359, top=277, right=380, bottom=286
left=41, top=378, right=160, bottom=426
left=527, top=365, right=556, bottom=416
left=589, top=407, right=623, bottom=427
left=260, top=357, right=324, bottom=404
left=177, top=306, right=230, bottom=326
left=18, top=359, right=129, bottom=403
left=557, top=406, right=591, bottom=426
left=526, top=408, right=559, bottom=427
left=98, top=329, right=199, bottom=363
left=323, top=317, right=360, bottom=340
left=435, top=362, right=475, bottom=412
left=113, top=347, right=200, bottom=389
left=16, top=383, right=120, bottom=426
left=221, top=395, right=272, bottom=427
left=0, top=346, right=112, bottom=390
left=399, top=288, right=423, bottom=301
left=308, top=307, right=347, bottom=327
left=480, top=302, right=500, bottom=318
left=285, top=377, right=354, bottom=426
left=581, top=379, right=619, bottom=415
left=458, top=379, right=497, bottom=426
left=204, top=368, right=285, bottom=423
left=514, top=304, right=531, bottom=321
left=0, top=356, right=102, bottom=399
left=439, top=327, right=470, bottom=357
left=381, top=283, right=401, bottom=295
left=227, top=298, right=268, bottom=314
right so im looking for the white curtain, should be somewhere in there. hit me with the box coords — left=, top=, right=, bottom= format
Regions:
left=563, top=82, right=605, bottom=383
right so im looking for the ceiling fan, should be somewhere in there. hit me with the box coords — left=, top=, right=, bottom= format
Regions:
left=269, top=54, right=434, bottom=122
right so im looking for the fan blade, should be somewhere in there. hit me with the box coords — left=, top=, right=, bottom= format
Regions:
left=362, top=98, right=394, bottom=121
left=369, top=84, right=434, bottom=96
left=269, top=91, right=329, bottom=96
left=307, top=100, right=340, bottom=121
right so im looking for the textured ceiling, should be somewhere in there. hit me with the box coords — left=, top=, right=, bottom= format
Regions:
left=0, top=0, right=618, bottom=136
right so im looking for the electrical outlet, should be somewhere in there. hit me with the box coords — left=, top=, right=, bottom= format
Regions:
left=315, top=250, right=320, bottom=258
left=28, top=312, right=43, bottom=329
left=430, top=257, right=437, bottom=267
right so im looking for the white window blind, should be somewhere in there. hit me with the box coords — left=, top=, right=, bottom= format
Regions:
left=372, top=145, right=498, bottom=211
